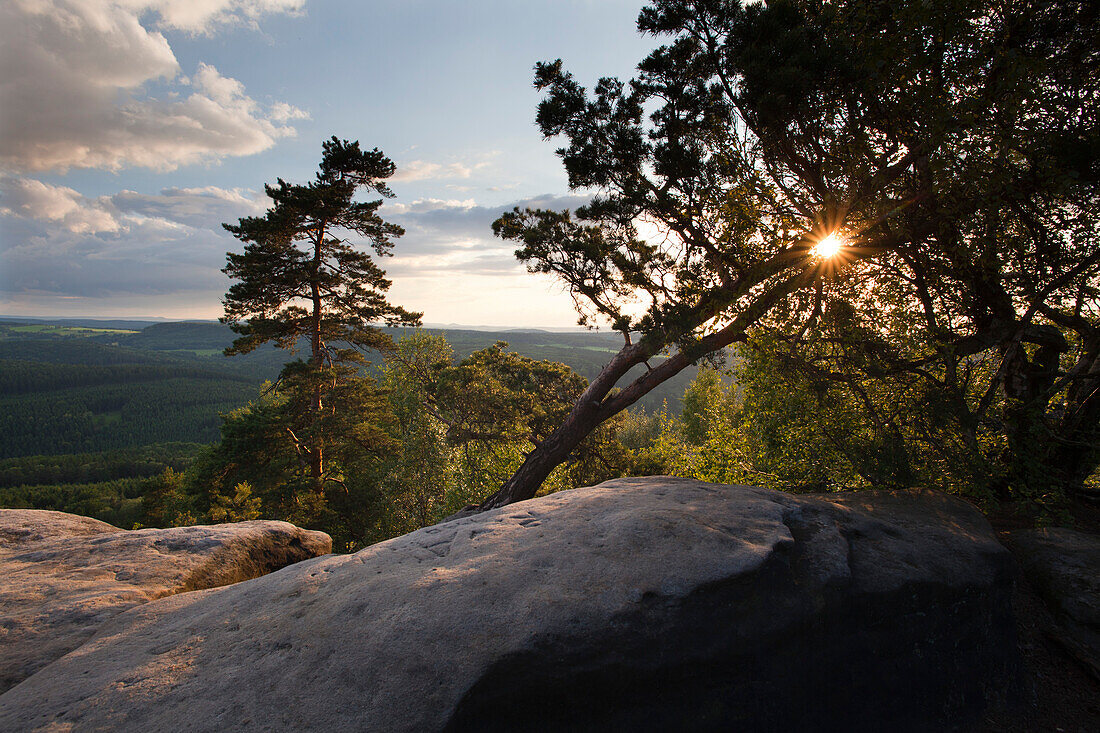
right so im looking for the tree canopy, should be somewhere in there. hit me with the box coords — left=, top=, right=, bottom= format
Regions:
left=222, top=136, right=420, bottom=359
left=484, top=0, right=1100, bottom=509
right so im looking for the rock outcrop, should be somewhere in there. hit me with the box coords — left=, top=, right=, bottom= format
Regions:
left=0, top=479, right=1016, bottom=732
left=0, top=509, right=331, bottom=693
left=1005, top=527, right=1100, bottom=680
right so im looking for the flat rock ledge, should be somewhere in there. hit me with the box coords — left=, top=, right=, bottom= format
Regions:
left=0, top=509, right=331, bottom=692
left=0, top=479, right=1016, bottom=732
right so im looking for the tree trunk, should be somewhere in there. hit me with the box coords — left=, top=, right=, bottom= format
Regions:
left=1049, top=360, right=1100, bottom=500
left=478, top=325, right=749, bottom=510
left=480, top=401, right=608, bottom=510
left=309, top=232, right=325, bottom=493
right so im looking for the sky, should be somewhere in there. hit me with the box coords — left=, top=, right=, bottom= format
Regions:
left=0, top=0, right=655, bottom=328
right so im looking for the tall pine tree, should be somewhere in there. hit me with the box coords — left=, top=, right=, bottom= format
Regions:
left=222, top=137, right=420, bottom=493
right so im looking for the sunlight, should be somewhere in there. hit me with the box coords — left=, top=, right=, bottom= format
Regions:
left=812, top=232, right=845, bottom=259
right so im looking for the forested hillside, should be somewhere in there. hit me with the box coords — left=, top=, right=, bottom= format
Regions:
left=0, top=319, right=700, bottom=532
left=0, top=443, right=204, bottom=529
left=1, top=319, right=695, bottom=458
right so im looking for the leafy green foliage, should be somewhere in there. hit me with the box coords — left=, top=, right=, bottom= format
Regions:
left=0, top=444, right=204, bottom=529
left=0, top=321, right=678, bottom=542
left=378, top=333, right=632, bottom=523
left=220, top=137, right=421, bottom=506
left=0, top=443, right=203, bottom=488
left=181, top=370, right=395, bottom=550
left=208, top=482, right=263, bottom=523
left=0, top=375, right=256, bottom=459
left=1, top=477, right=151, bottom=529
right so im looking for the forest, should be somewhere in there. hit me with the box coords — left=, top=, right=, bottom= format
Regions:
left=6, top=312, right=1094, bottom=551
left=0, top=319, right=706, bottom=546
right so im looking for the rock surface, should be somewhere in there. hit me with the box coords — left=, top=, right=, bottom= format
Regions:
left=0, top=479, right=1016, bottom=732
left=1005, top=527, right=1100, bottom=680
left=0, top=509, right=331, bottom=693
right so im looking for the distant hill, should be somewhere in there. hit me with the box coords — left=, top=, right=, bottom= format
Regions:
left=95, top=321, right=235, bottom=351
left=0, top=319, right=705, bottom=460
left=0, top=316, right=166, bottom=330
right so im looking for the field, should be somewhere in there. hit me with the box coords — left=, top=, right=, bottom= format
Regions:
left=0, top=322, right=139, bottom=338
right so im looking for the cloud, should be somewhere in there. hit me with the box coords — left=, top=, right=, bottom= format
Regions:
left=2, top=176, right=266, bottom=230
left=112, top=185, right=267, bottom=227
left=123, top=1, right=308, bottom=36
left=0, top=189, right=589, bottom=325
left=0, top=0, right=307, bottom=173
left=390, top=160, right=486, bottom=183
left=269, top=101, right=311, bottom=123
left=0, top=176, right=270, bottom=299
left=383, top=193, right=591, bottom=251
left=384, top=198, right=479, bottom=215
left=0, top=177, right=121, bottom=234
left=1, top=216, right=230, bottom=298
left=382, top=194, right=592, bottom=274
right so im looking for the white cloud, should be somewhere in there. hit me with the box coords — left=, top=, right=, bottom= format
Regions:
left=390, top=160, right=479, bottom=183
left=384, top=198, right=478, bottom=215
left=0, top=188, right=589, bottom=326
left=269, top=102, right=311, bottom=123
left=111, top=184, right=267, bottom=226
left=382, top=194, right=592, bottom=275
left=0, top=0, right=308, bottom=173
left=118, top=1, right=307, bottom=35
left=2, top=176, right=266, bottom=230
left=0, top=176, right=270, bottom=298
left=0, top=177, right=121, bottom=234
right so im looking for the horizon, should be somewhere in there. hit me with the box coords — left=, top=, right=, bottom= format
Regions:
left=0, top=313, right=599, bottom=334
left=0, top=1, right=652, bottom=328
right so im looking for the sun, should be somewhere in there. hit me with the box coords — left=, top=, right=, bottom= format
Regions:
left=812, top=232, right=845, bottom=259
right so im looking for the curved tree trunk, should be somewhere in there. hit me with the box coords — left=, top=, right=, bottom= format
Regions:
left=478, top=324, right=748, bottom=509
left=1050, top=348, right=1100, bottom=500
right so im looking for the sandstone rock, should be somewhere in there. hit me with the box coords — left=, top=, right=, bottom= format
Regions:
left=1005, top=527, right=1100, bottom=680
left=0, top=508, right=117, bottom=549
left=0, top=509, right=331, bottom=693
left=0, top=479, right=1016, bottom=732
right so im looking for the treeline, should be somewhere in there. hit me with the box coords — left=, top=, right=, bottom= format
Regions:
left=0, top=360, right=253, bottom=395
left=0, top=323, right=698, bottom=464
left=0, top=338, right=176, bottom=366
left=135, top=335, right=648, bottom=549
left=0, top=334, right=653, bottom=540
left=0, top=377, right=257, bottom=458
left=0, top=443, right=205, bottom=529
left=0, top=443, right=203, bottom=488
left=0, top=325, right=703, bottom=544
left=7, top=333, right=1089, bottom=547
left=0, top=477, right=152, bottom=529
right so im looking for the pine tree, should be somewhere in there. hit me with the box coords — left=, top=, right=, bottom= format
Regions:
left=222, top=137, right=420, bottom=492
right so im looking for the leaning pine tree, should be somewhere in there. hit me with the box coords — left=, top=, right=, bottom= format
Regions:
left=222, top=137, right=421, bottom=496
